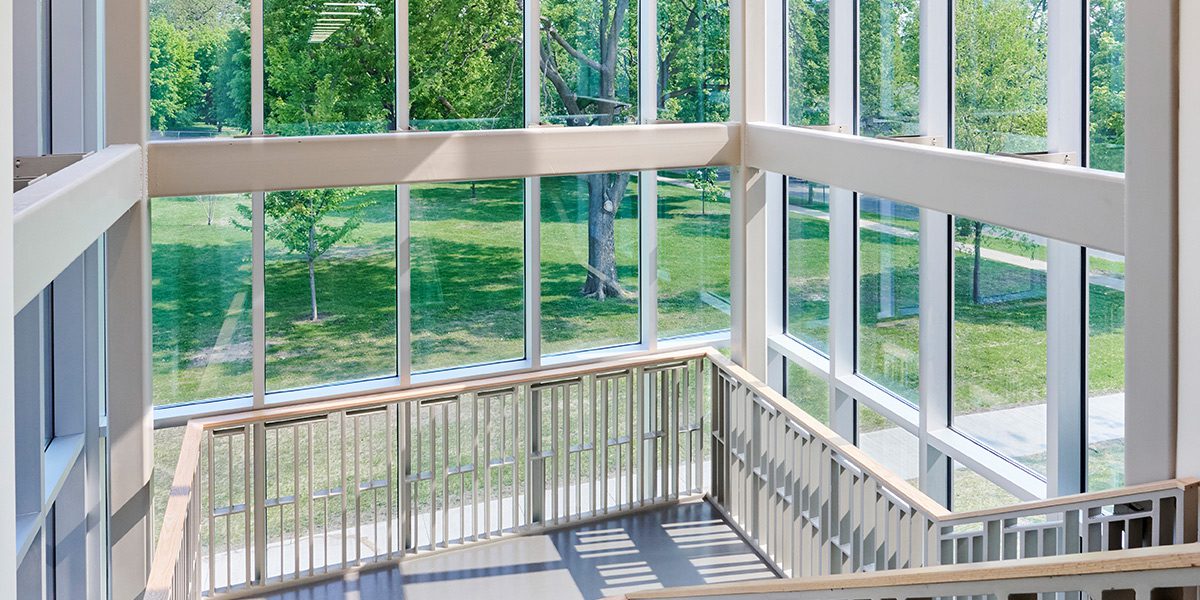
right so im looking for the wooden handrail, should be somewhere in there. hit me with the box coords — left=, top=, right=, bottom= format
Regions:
left=619, top=543, right=1200, bottom=599
left=147, top=347, right=1200, bottom=597
left=145, top=422, right=204, bottom=600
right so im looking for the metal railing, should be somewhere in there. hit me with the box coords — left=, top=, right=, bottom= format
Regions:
left=147, top=349, right=711, bottom=599
left=148, top=348, right=1200, bottom=599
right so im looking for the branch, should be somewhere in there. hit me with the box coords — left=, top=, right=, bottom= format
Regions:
left=539, top=38, right=585, bottom=118
left=540, top=17, right=603, bottom=72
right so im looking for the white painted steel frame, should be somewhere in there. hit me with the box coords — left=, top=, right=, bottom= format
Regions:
left=1, top=0, right=16, bottom=592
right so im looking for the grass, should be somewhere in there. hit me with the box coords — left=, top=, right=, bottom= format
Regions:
left=152, top=173, right=731, bottom=405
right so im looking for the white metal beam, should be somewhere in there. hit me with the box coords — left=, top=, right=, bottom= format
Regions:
left=147, top=123, right=741, bottom=197
left=745, top=123, right=1125, bottom=253
left=1124, top=0, right=1178, bottom=484
left=11, top=145, right=142, bottom=310
left=1, top=0, right=18, bottom=591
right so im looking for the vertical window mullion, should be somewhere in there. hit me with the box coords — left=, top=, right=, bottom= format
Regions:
left=250, top=0, right=266, bottom=406
left=639, top=0, right=658, bottom=349
left=397, top=0, right=412, bottom=385
left=826, top=0, right=857, bottom=439
left=1045, top=0, right=1086, bottom=497
left=916, top=0, right=951, bottom=507
left=525, top=0, right=542, bottom=367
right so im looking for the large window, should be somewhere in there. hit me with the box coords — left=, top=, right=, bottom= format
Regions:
left=409, top=0, right=524, bottom=130
left=152, top=193, right=253, bottom=405
left=264, top=0, right=396, bottom=135
left=858, top=0, right=919, bottom=137
left=540, top=0, right=638, bottom=127
left=952, top=220, right=1047, bottom=475
left=657, top=168, right=731, bottom=339
left=1088, top=249, right=1125, bottom=490
left=858, top=196, right=919, bottom=403
left=411, top=180, right=525, bottom=372
left=954, top=0, right=1047, bottom=154
left=858, top=404, right=918, bottom=486
left=786, top=360, right=829, bottom=425
left=1088, top=0, right=1125, bottom=173
left=148, top=0, right=250, bottom=138
left=785, top=0, right=830, bottom=127
left=541, top=173, right=641, bottom=355
left=785, top=177, right=830, bottom=353
left=657, top=0, right=731, bottom=123
left=265, top=186, right=398, bottom=391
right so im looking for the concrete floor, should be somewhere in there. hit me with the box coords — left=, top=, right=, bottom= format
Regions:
left=244, top=500, right=778, bottom=600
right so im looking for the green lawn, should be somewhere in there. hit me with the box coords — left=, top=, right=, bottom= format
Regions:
left=152, top=174, right=730, bottom=405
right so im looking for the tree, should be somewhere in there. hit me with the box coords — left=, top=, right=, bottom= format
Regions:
left=857, top=0, right=919, bottom=136
left=1088, top=0, right=1125, bottom=172
left=786, top=0, right=830, bottom=126
left=150, top=18, right=203, bottom=131
left=238, top=189, right=363, bottom=321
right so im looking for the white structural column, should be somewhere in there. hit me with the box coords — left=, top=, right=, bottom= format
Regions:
left=1124, top=0, right=1178, bottom=484
left=639, top=0, right=659, bottom=351
left=826, top=0, right=856, bottom=438
left=105, top=0, right=152, bottom=593
left=1044, top=0, right=1085, bottom=496
left=524, top=0, right=542, bottom=367
left=916, top=0, right=950, bottom=506
left=763, top=0, right=785, bottom=392
left=729, top=0, right=770, bottom=378
left=397, top=0, right=412, bottom=384
left=1176, top=2, right=1200, bottom=479
left=1, top=0, right=18, bottom=594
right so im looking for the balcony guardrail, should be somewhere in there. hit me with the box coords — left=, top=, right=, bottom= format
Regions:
left=147, top=348, right=1200, bottom=599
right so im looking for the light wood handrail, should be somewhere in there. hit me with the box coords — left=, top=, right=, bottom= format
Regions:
left=619, top=543, right=1200, bottom=599
left=940, top=477, right=1200, bottom=524
left=146, top=422, right=204, bottom=600
left=703, top=349, right=951, bottom=519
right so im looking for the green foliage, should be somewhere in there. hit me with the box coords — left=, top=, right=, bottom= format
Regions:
left=858, top=0, right=919, bottom=136
left=150, top=17, right=203, bottom=131
left=954, top=0, right=1048, bottom=154
left=786, top=0, right=829, bottom=126
left=1089, top=0, right=1125, bottom=172
left=657, top=0, right=730, bottom=123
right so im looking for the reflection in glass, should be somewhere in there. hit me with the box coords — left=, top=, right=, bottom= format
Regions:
left=1088, top=0, right=1125, bottom=173
left=857, top=404, right=918, bottom=486
left=658, top=168, right=731, bottom=339
left=148, top=0, right=250, bottom=138
left=786, top=177, right=830, bottom=354
left=540, top=0, right=638, bottom=126
left=265, top=187, right=397, bottom=391
left=541, top=173, right=640, bottom=355
left=954, top=0, right=1047, bottom=154
left=657, top=0, right=730, bottom=123
left=786, top=0, right=829, bottom=126
left=411, top=180, right=525, bottom=372
left=264, top=0, right=396, bottom=135
left=152, top=194, right=253, bottom=405
left=858, top=0, right=919, bottom=137
left=858, top=197, right=919, bottom=403
left=1088, top=249, right=1125, bottom=490
left=952, top=219, right=1047, bottom=475
left=409, top=0, right=523, bottom=131
left=787, top=361, right=828, bottom=424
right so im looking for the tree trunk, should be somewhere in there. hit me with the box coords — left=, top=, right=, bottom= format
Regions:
left=972, top=223, right=983, bottom=304
left=581, top=172, right=631, bottom=299
left=307, top=224, right=319, bottom=320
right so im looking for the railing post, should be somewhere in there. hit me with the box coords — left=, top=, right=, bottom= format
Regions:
left=252, top=423, right=267, bottom=584
left=528, top=385, right=544, bottom=525
left=398, top=401, right=412, bottom=552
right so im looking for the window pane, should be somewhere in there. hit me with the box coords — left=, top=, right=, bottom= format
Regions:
left=411, top=180, right=525, bottom=372
left=786, top=360, right=828, bottom=424
left=149, top=0, right=251, bottom=138
left=786, top=0, right=830, bottom=126
left=658, top=168, right=731, bottom=339
left=858, top=0, right=920, bottom=137
left=540, top=0, right=638, bottom=126
left=1088, top=0, right=1125, bottom=172
left=264, top=0, right=395, bottom=135
left=858, top=403, right=918, bottom=486
left=1088, top=249, right=1125, bottom=490
left=265, top=187, right=397, bottom=391
left=786, top=177, right=830, bottom=353
left=858, top=197, right=919, bottom=403
left=541, top=173, right=640, bottom=355
left=409, top=0, right=523, bottom=131
left=657, top=0, right=730, bottom=123
left=153, top=427, right=184, bottom=545
left=952, top=219, right=1047, bottom=475
left=952, top=460, right=1020, bottom=512
left=954, top=0, right=1047, bottom=154
left=152, top=194, right=253, bottom=405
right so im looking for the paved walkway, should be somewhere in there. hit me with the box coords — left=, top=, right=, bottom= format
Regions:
left=860, top=392, right=1125, bottom=482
